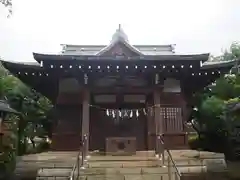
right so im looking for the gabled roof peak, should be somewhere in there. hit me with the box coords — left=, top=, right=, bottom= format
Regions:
left=111, top=24, right=129, bottom=43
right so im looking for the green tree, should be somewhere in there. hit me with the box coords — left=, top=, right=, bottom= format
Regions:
left=209, top=41, right=240, bottom=63
left=0, top=62, right=53, bottom=154
left=191, top=42, right=240, bottom=152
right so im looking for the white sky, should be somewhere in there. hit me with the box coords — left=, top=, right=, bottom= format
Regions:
left=0, top=0, right=240, bottom=62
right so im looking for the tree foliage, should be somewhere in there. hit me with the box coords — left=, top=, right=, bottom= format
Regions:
left=191, top=42, right=240, bottom=152
left=0, top=70, right=53, bottom=153
left=0, top=62, right=53, bottom=177
left=209, top=41, right=240, bottom=63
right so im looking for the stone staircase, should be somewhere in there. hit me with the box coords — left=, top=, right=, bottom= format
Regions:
left=15, top=150, right=228, bottom=180
left=37, top=151, right=173, bottom=180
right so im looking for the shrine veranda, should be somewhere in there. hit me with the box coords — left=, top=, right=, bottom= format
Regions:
left=1, top=26, right=235, bottom=152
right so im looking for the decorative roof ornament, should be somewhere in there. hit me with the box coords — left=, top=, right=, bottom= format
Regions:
left=111, top=24, right=129, bottom=43
left=97, top=24, right=143, bottom=56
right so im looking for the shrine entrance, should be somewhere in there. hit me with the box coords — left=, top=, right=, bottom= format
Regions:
left=89, top=94, right=149, bottom=153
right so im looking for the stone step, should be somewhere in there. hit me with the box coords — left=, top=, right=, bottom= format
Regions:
left=36, top=167, right=173, bottom=176
left=77, top=174, right=170, bottom=180
left=87, top=156, right=208, bottom=168
left=76, top=166, right=207, bottom=175
left=78, top=175, right=123, bottom=180
left=75, top=167, right=170, bottom=175
left=37, top=173, right=172, bottom=180
left=16, top=165, right=73, bottom=180
left=136, top=151, right=156, bottom=157
left=17, top=158, right=209, bottom=170
left=36, top=168, right=72, bottom=180
left=36, top=167, right=175, bottom=180
left=17, top=151, right=78, bottom=161
left=167, top=150, right=225, bottom=160
left=160, top=158, right=207, bottom=167
left=36, top=166, right=210, bottom=180
left=16, top=161, right=75, bottom=169
left=171, top=158, right=225, bottom=168
left=89, top=151, right=156, bottom=158
left=87, top=160, right=160, bottom=168
left=88, top=155, right=157, bottom=162
left=36, top=176, right=69, bottom=180
left=35, top=164, right=209, bottom=180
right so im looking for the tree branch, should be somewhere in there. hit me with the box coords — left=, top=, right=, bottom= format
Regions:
left=0, top=0, right=12, bottom=17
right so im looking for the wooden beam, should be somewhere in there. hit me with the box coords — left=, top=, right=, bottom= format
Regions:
left=89, top=87, right=159, bottom=94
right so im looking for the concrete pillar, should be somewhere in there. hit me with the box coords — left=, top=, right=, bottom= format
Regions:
left=82, top=89, right=90, bottom=156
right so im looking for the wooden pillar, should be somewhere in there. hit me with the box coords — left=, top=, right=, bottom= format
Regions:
left=82, top=89, right=90, bottom=155
left=147, top=101, right=154, bottom=150
left=154, top=90, right=162, bottom=133
left=154, top=89, right=162, bottom=152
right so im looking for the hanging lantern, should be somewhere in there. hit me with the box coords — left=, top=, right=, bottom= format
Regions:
left=136, top=110, right=139, bottom=117
left=119, top=110, right=122, bottom=117
left=112, top=110, right=116, bottom=118
left=106, top=109, right=110, bottom=116
left=130, top=110, right=133, bottom=118
left=143, top=108, right=147, bottom=115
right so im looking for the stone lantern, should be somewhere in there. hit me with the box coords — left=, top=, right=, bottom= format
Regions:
left=0, top=100, right=18, bottom=179
left=0, top=100, right=18, bottom=136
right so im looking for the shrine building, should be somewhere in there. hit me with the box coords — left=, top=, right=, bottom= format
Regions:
left=1, top=26, right=235, bottom=153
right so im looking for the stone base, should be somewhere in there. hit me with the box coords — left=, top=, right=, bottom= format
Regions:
left=106, top=137, right=136, bottom=155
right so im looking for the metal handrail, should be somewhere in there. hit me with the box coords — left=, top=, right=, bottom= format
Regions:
left=157, top=135, right=181, bottom=180
left=69, top=134, right=88, bottom=180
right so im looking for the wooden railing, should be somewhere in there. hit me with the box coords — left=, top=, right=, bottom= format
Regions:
left=156, top=135, right=181, bottom=180
left=69, top=134, right=88, bottom=180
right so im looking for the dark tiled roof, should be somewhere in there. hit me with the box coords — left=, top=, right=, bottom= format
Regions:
left=32, top=53, right=210, bottom=63
left=1, top=57, right=235, bottom=71
left=201, top=60, right=237, bottom=69
left=1, top=60, right=40, bottom=69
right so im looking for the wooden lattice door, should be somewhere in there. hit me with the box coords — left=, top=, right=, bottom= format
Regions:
left=160, top=107, right=183, bottom=133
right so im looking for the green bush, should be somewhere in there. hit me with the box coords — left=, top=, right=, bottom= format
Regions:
left=188, top=134, right=203, bottom=150
left=188, top=133, right=228, bottom=153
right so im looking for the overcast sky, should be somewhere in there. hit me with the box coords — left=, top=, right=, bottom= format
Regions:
left=0, top=0, right=240, bottom=62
